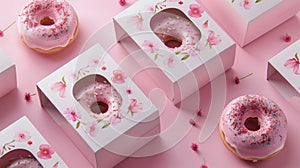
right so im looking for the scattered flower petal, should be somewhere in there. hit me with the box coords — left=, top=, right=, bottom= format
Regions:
left=119, top=0, right=126, bottom=6
left=234, top=73, right=253, bottom=84
left=24, top=92, right=36, bottom=102
left=283, top=34, right=291, bottom=43
left=234, top=76, right=240, bottom=84
left=0, top=30, right=3, bottom=37
left=201, top=164, right=208, bottom=168
left=197, top=109, right=203, bottom=117
left=189, top=119, right=196, bottom=126
left=191, top=143, right=198, bottom=151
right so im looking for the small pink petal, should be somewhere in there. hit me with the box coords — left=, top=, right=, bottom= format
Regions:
left=191, top=143, right=198, bottom=151
left=189, top=119, right=196, bottom=126
left=0, top=30, right=3, bottom=37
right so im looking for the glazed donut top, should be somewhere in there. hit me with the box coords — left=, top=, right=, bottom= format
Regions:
left=77, top=82, right=122, bottom=120
left=6, top=157, right=42, bottom=168
left=17, top=0, right=78, bottom=50
left=220, top=95, right=287, bottom=158
left=151, top=12, right=201, bottom=52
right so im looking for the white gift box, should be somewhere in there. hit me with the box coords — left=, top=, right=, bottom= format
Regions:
left=36, top=44, right=160, bottom=168
left=114, top=0, right=236, bottom=104
left=198, top=0, right=300, bottom=47
left=0, top=48, right=17, bottom=98
left=267, top=39, right=300, bottom=111
left=0, top=116, right=67, bottom=168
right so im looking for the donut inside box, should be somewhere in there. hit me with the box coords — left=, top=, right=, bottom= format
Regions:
left=0, top=48, right=17, bottom=98
left=113, top=0, right=236, bottom=104
left=197, top=0, right=300, bottom=47
left=267, top=39, right=300, bottom=111
left=36, top=44, right=160, bottom=168
left=0, top=116, right=67, bottom=167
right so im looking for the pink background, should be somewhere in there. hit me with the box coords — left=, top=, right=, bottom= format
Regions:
left=0, top=0, right=300, bottom=167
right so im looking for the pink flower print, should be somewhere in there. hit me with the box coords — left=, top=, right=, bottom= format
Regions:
left=14, top=130, right=31, bottom=142
left=203, top=20, right=208, bottom=28
left=85, top=122, right=99, bottom=137
left=145, top=5, right=155, bottom=13
left=110, top=113, right=124, bottom=125
left=37, top=144, right=54, bottom=160
left=90, top=58, right=105, bottom=67
left=128, top=98, right=143, bottom=114
left=164, top=55, right=176, bottom=68
left=64, top=108, right=81, bottom=122
left=240, top=0, right=252, bottom=10
left=206, top=30, right=222, bottom=47
left=127, top=14, right=144, bottom=30
left=141, top=40, right=159, bottom=54
left=112, top=70, right=127, bottom=84
left=284, top=53, right=300, bottom=75
left=51, top=77, right=67, bottom=98
left=188, top=4, right=204, bottom=18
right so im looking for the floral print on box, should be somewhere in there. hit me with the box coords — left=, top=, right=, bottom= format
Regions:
left=284, top=53, right=300, bottom=75
left=231, top=0, right=263, bottom=10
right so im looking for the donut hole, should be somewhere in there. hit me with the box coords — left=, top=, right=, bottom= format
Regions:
left=90, top=101, right=109, bottom=114
left=40, top=16, right=55, bottom=26
left=150, top=8, right=201, bottom=50
left=162, top=35, right=182, bottom=48
left=244, top=117, right=260, bottom=131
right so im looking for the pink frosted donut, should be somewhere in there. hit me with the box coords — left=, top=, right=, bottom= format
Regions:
left=219, top=95, right=287, bottom=162
left=77, top=82, right=122, bottom=120
left=6, top=157, right=42, bottom=168
left=150, top=9, right=201, bottom=52
left=17, top=0, right=78, bottom=54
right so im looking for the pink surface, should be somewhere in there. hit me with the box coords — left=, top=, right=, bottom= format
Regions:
left=0, top=0, right=300, bottom=167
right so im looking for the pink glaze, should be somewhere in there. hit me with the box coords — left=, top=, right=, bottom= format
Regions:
left=220, top=95, right=287, bottom=160
left=77, top=82, right=122, bottom=120
left=150, top=9, right=201, bottom=52
left=6, top=157, right=42, bottom=168
left=17, top=0, right=78, bottom=50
